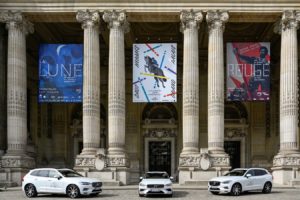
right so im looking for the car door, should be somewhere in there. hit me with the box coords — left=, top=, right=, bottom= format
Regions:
left=243, top=170, right=255, bottom=191
left=47, top=170, right=65, bottom=194
left=254, top=169, right=267, bottom=190
left=34, top=170, right=50, bottom=193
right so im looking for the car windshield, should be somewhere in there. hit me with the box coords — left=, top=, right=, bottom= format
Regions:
left=58, top=170, right=83, bottom=177
left=224, top=170, right=247, bottom=176
left=145, top=172, right=169, bottom=179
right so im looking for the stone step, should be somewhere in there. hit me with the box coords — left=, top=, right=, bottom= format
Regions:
left=290, top=179, right=300, bottom=186
left=183, top=180, right=208, bottom=186
left=102, top=181, right=121, bottom=186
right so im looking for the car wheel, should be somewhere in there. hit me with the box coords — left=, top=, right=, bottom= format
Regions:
left=66, top=184, right=80, bottom=199
left=231, top=183, right=242, bottom=196
left=139, top=193, right=144, bottom=197
left=24, top=184, right=37, bottom=198
left=210, top=191, right=219, bottom=195
left=90, top=193, right=99, bottom=197
left=262, top=182, right=272, bottom=194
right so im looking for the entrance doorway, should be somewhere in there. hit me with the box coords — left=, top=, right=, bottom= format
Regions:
left=224, top=141, right=241, bottom=169
left=148, top=141, right=171, bottom=175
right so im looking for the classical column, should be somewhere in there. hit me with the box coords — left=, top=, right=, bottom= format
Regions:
left=0, top=11, right=33, bottom=156
left=206, top=10, right=229, bottom=154
left=0, top=24, right=6, bottom=156
left=180, top=10, right=202, bottom=155
left=76, top=10, right=101, bottom=155
left=103, top=10, right=129, bottom=162
left=272, top=10, right=300, bottom=185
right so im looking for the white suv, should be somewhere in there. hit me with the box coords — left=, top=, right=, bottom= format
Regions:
left=208, top=168, right=272, bottom=196
left=22, top=168, right=102, bottom=198
left=139, top=171, right=173, bottom=197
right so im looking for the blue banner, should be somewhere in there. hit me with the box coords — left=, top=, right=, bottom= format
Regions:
left=38, top=44, right=83, bottom=103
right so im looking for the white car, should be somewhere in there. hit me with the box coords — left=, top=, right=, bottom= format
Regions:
left=208, top=168, right=272, bottom=196
left=139, top=171, right=173, bottom=197
left=22, top=168, right=102, bottom=198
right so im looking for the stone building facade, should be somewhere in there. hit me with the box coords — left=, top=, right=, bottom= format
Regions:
left=0, top=0, right=300, bottom=186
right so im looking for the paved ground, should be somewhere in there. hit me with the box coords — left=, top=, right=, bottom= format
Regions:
left=0, top=187, right=300, bottom=200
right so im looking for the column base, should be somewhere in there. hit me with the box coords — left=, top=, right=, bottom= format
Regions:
left=272, top=152, right=300, bottom=186
left=0, top=155, right=35, bottom=186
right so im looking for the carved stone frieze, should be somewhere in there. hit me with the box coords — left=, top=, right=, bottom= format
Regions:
left=1, top=157, right=35, bottom=168
left=210, top=157, right=230, bottom=167
left=107, top=157, right=129, bottom=167
left=225, top=128, right=246, bottom=138
left=144, top=128, right=176, bottom=138
left=179, top=155, right=200, bottom=167
left=273, top=156, right=300, bottom=167
left=75, top=157, right=95, bottom=167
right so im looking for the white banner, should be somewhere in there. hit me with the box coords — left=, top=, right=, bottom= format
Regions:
left=133, top=43, right=177, bottom=102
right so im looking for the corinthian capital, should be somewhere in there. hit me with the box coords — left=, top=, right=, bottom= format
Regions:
left=274, top=10, right=300, bottom=34
left=0, top=10, right=34, bottom=35
left=103, top=10, right=130, bottom=33
left=76, top=10, right=100, bottom=29
left=180, top=9, right=203, bottom=32
left=206, top=10, right=229, bottom=32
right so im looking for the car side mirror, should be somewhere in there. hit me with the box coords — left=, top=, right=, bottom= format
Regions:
left=170, top=177, right=174, bottom=182
left=246, top=174, right=252, bottom=178
left=54, top=175, right=62, bottom=180
left=139, top=177, right=143, bottom=182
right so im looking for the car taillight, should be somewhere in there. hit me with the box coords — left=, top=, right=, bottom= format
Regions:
left=21, top=176, right=24, bottom=182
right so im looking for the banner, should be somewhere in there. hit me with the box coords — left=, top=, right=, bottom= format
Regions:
left=38, top=44, right=83, bottom=103
left=133, top=43, right=177, bottom=102
left=226, top=42, right=270, bottom=101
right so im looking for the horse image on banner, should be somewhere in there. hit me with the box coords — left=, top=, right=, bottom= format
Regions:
left=144, top=56, right=167, bottom=88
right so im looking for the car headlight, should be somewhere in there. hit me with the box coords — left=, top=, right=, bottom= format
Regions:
left=165, top=183, right=172, bottom=186
left=222, top=180, right=232, bottom=184
left=80, top=182, right=91, bottom=185
left=139, top=183, right=146, bottom=187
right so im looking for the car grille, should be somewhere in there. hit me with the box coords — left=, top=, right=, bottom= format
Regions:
left=209, top=181, right=220, bottom=186
left=92, top=182, right=102, bottom=187
left=147, top=184, right=164, bottom=188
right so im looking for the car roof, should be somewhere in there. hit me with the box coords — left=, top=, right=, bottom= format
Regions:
left=146, top=171, right=167, bottom=173
left=232, top=168, right=268, bottom=171
left=31, top=168, right=73, bottom=171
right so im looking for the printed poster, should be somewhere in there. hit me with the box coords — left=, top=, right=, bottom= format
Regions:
left=227, top=42, right=270, bottom=101
left=133, top=43, right=177, bottom=102
left=38, top=44, right=83, bottom=103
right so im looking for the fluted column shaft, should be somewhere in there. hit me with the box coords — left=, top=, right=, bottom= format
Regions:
left=0, top=11, right=33, bottom=155
left=206, top=11, right=229, bottom=154
left=0, top=25, right=6, bottom=154
left=77, top=10, right=101, bottom=155
left=103, top=10, right=129, bottom=155
left=278, top=11, right=300, bottom=153
left=180, top=10, right=203, bottom=154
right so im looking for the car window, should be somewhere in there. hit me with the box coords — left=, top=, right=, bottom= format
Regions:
left=37, top=170, right=49, bottom=177
left=254, top=169, right=267, bottom=176
left=30, top=170, right=39, bottom=176
left=58, top=170, right=83, bottom=177
left=49, top=170, right=60, bottom=178
left=145, top=172, right=169, bottom=179
left=245, top=170, right=255, bottom=176
left=224, top=170, right=247, bottom=176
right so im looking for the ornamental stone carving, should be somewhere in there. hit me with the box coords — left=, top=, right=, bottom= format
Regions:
left=179, top=155, right=200, bottom=167
left=273, top=157, right=300, bottom=167
left=225, top=128, right=246, bottom=138
left=107, top=157, right=129, bottom=167
left=76, top=10, right=100, bottom=29
left=200, top=153, right=211, bottom=170
left=103, top=10, right=129, bottom=33
left=180, top=9, right=203, bottom=31
left=144, top=129, right=176, bottom=138
left=210, top=157, right=230, bottom=166
left=274, top=10, right=300, bottom=34
left=1, top=158, right=35, bottom=168
left=206, top=10, right=229, bottom=32
left=75, top=157, right=95, bottom=167
left=0, top=10, right=34, bottom=34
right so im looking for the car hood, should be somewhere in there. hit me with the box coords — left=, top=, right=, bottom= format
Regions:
left=141, top=179, right=172, bottom=185
left=63, top=177, right=101, bottom=183
left=209, top=176, right=244, bottom=182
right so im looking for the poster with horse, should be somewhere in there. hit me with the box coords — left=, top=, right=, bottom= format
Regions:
left=133, top=43, right=177, bottom=102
